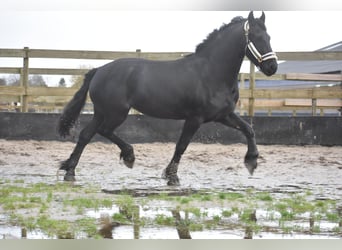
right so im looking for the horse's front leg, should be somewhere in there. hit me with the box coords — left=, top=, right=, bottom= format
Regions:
left=218, top=113, right=258, bottom=175
left=162, top=118, right=202, bottom=186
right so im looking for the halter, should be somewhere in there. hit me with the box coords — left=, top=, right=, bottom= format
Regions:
left=244, top=21, right=277, bottom=63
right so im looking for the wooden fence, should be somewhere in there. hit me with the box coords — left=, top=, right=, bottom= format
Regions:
left=0, top=47, right=341, bottom=116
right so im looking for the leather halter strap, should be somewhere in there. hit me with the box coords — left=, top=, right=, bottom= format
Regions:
left=244, top=21, right=277, bottom=63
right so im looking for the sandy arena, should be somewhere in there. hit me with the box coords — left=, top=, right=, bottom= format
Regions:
left=1, top=140, right=341, bottom=201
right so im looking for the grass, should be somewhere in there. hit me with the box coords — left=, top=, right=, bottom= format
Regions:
left=1, top=179, right=341, bottom=239
left=0, top=179, right=108, bottom=238
left=184, top=207, right=202, bottom=218
left=154, top=214, right=175, bottom=226
left=112, top=213, right=130, bottom=224
left=63, top=197, right=113, bottom=214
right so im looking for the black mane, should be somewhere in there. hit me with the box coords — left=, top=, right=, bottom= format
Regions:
left=195, top=16, right=245, bottom=53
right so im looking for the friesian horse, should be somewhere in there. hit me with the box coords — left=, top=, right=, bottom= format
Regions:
left=58, top=11, right=278, bottom=185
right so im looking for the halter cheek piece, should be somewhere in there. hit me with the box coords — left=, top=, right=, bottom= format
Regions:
left=244, top=21, right=277, bottom=63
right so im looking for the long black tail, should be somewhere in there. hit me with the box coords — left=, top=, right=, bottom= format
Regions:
left=57, top=68, right=97, bottom=137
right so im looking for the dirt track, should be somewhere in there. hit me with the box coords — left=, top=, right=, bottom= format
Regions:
left=1, top=140, right=341, bottom=201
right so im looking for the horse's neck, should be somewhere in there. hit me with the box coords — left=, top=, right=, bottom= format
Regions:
left=197, top=24, right=246, bottom=81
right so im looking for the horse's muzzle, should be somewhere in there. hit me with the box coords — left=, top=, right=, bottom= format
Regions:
left=261, top=59, right=278, bottom=76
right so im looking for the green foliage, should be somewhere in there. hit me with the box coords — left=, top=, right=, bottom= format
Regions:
left=115, top=195, right=138, bottom=220
left=188, top=223, right=203, bottom=231
left=175, top=196, right=192, bottom=204
left=76, top=218, right=98, bottom=237
left=221, top=209, right=233, bottom=218
left=63, top=197, right=113, bottom=214
left=36, top=215, right=73, bottom=238
left=154, top=214, right=174, bottom=226
left=112, top=213, right=130, bottom=224
left=256, top=192, right=273, bottom=202
left=184, top=207, right=202, bottom=218
left=223, top=192, right=245, bottom=200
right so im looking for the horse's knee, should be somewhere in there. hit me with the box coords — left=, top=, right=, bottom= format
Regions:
left=244, top=126, right=255, bottom=138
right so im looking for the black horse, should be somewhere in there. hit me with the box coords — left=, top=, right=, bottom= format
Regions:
left=58, top=11, right=278, bottom=185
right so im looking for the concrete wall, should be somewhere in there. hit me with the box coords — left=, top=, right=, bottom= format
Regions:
left=0, top=112, right=341, bottom=146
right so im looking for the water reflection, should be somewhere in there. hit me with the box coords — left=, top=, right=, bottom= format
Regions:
left=171, top=209, right=191, bottom=239
left=98, top=214, right=115, bottom=239
left=1, top=203, right=341, bottom=239
left=243, top=210, right=257, bottom=239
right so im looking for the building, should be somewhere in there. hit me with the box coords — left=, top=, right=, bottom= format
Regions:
left=254, top=41, right=342, bottom=89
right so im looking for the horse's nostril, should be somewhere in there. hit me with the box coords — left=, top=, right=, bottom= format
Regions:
left=271, top=63, right=278, bottom=72
left=266, top=62, right=277, bottom=75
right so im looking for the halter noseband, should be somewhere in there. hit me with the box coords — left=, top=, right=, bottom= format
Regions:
left=244, top=21, right=277, bottom=63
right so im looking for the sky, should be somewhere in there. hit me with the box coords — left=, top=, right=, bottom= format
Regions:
left=0, top=10, right=341, bottom=85
left=1, top=11, right=341, bottom=52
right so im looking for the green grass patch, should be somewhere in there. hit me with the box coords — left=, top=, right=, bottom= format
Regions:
left=63, top=197, right=113, bottom=214
left=256, top=192, right=273, bottom=202
left=222, top=192, right=245, bottom=200
left=189, top=222, right=203, bottom=231
left=184, top=207, right=202, bottom=218
left=112, top=213, right=130, bottom=224
left=154, top=214, right=174, bottom=226
left=221, top=209, right=233, bottom=218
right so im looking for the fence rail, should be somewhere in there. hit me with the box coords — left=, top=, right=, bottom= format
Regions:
left=0, top=47, right=341, bottom=116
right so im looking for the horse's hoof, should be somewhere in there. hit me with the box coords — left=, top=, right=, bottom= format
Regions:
left=120, top=150, right=135, bottom=169
left=123, top=160, right=134, bottom=169
left=64, top=174, right=76, bottom=182
left=244, top=154, right=258, bottom=176
left=166, top=175, right=180, bottom=186
left=63, top=169, right=76, bottom=181
left=162, top=163, right=180, bottom=185
left=164, top=174, right=180, bottom=186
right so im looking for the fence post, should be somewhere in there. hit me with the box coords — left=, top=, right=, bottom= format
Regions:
left=239, top=73, right=245, bottom=115
left=312, top=98, right=317, bottom=116
left=20, top=47, right=29, bottom=112
left=136, top=49, right=141, bottom=58
left=129, top=49, right=142, bottom=115
left=248, top=62, right=256, bottom=116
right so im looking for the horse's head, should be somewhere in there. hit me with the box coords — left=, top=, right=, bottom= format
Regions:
left=244, top=11, right=278, bottom=76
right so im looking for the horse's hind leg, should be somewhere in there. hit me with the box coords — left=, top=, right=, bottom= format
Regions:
left=60, top=115, right=102, bottom=181
left=97, top=111, right=135, bottom=168
left=99, top=130, right=135, bottom=168
left=162, top=118, right=201, bottom=186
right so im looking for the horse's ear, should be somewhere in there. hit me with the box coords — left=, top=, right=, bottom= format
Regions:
left=260, top=11, right=265, bottom=23
left=248, top=11, right=255, bottom=23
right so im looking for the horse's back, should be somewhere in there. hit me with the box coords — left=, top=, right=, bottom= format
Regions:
left=89, top=58, right=141, bottom=101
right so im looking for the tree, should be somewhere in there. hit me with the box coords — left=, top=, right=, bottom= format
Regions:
left=0, top=78, right=6, bottom=86
left=70, top=74, right=84, bottom=88
left=70, top=65, right=92, bottom=88
left=7, top=75, right=20, bottom=86
left=59, top=78, right=66, bottom=87
left=29, top=75, right=47, bottom=87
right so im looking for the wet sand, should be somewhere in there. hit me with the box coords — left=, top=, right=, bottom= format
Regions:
left=1, top=140, right=341, bottom=201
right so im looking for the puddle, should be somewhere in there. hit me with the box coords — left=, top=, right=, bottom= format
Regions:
left=0, top=225, right=51, bottom=239
left=3, top=203, right=340, bottom=239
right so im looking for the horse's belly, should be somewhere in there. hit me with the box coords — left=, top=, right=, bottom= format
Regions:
left=132, top=104, right=187, bottom=120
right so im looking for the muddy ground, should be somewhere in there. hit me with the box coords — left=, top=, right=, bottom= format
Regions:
left=1, top=139, right=341, bottom=201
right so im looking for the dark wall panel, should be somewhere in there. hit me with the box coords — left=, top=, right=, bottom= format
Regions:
left=0, top=113, right=341, bottom=146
